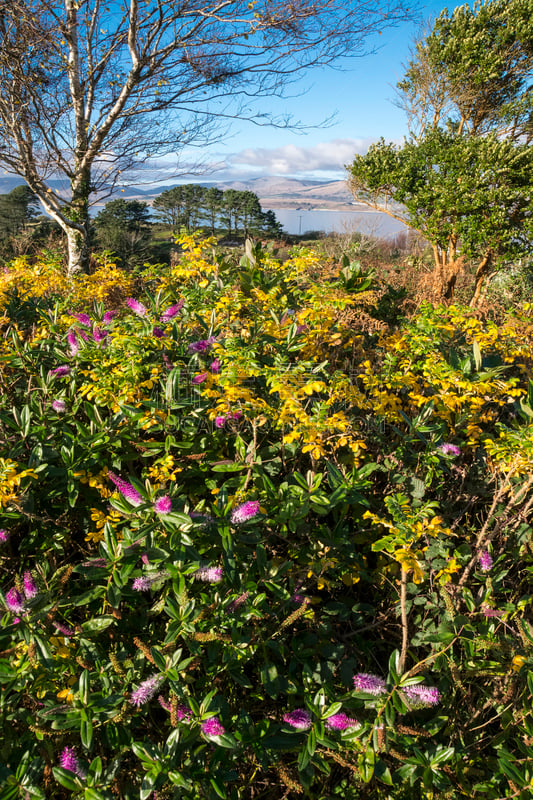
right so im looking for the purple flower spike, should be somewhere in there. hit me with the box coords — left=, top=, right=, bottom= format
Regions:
left=53, top=621, right=74, bottom=637
left=192, top=372, right=208, bottom=384
left=103, top=310, right=117, bottom=325
left=325, top=712, right=360, bottom=731
left=188, top=337, right=215, bottom=353
left=158, top=695, right=171, bottom=711
left=353, top=673, right=387, bottom=695
left=23, top=572, right=38, bottom=600
left=0, top=529, right=9, bottom=543
left=49, top=365, right=71, bottom=378
left=52, top=400, right=67, bottom=413
left=227, top=591, right=250, bottom=613
left=230, top=500, right=260, bottom=525
left=59, top=746, right=84, bottom=777
left=92, top=326, right=108, bottom=343
left=482, top=606, right=503, bottom=618
left=132, top=571, right=169, bottom=592
left=132, top=577, right=152, bottom=592
left=160, top=300, right=184, bottom=322
left=193, top=566, right=223, bottom=583
left=479, top=549, right=493, bottom=571
left=152, top=326, right=165, bottom=338
left=201, top=716, right=225, bottom=737
left=403, top=684, right=441, bottom=706
left=108, top=471, right=143, bottom=506
left=154, top=496, right=172, bottom=514
left=439, top=443, right=461, bottom=457
left=71, top=312, right=91, bottom=327
left=126, top=298, right=148, bottom=317
left=5, top=587, right=25, bottom=614
left=130, top=674, right=163, bottom=706
left=283, top=709, right=312, bottom=730
left=210, top=358, right=221, bottom=373
left=67, top=330, right=79, bottom=356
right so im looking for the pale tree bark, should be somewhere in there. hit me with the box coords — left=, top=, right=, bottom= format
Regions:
left=0, top=0, right=414, bottom=275
left=470, top=253, right=493, bottom=308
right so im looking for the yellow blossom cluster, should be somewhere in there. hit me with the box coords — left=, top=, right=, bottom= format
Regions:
left=0, top=458, right=38, bottom=509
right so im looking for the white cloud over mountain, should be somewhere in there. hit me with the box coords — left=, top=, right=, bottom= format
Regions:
left=226, top=138, right=374, bottom=177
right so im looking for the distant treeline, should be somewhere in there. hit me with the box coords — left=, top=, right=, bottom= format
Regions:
left=0, top=184, right=284, bottom=265
left=151, top=185, right=283, bottom=237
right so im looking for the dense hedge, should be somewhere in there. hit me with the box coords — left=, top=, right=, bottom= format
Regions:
left=1, top=236, right=533, bottom=799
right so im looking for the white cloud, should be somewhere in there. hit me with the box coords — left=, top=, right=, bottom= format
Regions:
left=227, top=138, right=374, bottom=176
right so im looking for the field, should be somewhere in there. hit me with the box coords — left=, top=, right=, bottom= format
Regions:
left=1, top=234, right=533, bottom=799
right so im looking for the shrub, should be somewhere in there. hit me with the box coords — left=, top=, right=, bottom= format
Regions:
left=1, top=237, right=533, bottom=799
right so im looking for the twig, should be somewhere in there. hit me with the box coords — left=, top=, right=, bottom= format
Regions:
left=398, top=568, right=408, bottom=674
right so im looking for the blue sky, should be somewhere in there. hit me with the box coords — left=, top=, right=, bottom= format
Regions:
left=180, top=0, right=464, bottom=183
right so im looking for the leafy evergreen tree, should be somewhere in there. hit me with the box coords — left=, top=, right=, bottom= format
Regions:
left=94, top=199, right=152, bottom=266
left=349, top=0, right=533, bottom=304
left=202, top=187, right=224, bottom=234
left=152, top=187, right=188, bottom=231
left=0, top=185, right=39, bottom=238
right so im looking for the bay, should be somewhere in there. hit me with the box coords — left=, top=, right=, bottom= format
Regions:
left=268, top=207, right=408, bottom=238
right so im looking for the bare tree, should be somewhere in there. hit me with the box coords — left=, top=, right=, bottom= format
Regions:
left=0, top=0, right=413, bottom=275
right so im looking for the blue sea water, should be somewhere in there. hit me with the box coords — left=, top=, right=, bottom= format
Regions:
left=268, top=208, right=408, bottom=238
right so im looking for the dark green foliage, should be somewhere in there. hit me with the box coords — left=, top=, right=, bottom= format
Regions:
left=93, top=200, right=152, bottom=266
left=152, top=185, right=284, bottom=238
left=348, top=0, right=533, bottom=304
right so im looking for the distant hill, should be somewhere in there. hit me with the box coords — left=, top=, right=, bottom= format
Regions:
left=0, top=175, right=363, bottom=213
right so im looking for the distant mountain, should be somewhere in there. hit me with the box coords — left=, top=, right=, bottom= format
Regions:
left=0, top=175, right=362, bottom=213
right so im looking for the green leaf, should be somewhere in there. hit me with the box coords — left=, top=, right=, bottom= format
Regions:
left=81, top=616, right=115, bottom=634
left=52, top=767, right=84, bottom=791
left=79, top=669, right=90, bottom=705
left=88, top=757, right=102, bottom=782
left=80, top=717, right=93, bottom=750
left=84, top=787, right=106, bottom=800
left=473, top=339, right=482, bottom=371
left=210, top=778, right=227, bottom=798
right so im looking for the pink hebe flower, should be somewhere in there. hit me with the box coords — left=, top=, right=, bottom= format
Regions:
left=70, top=312, right=91, bottom=326
left=108, top=471, right=143, bottom=506
left=60, top=746, right=84, bottom=777
left=102, top=310, right=117, bottom=324
left=52, top=400, right=67, bottom=413
left=201, top=716, right=225, bottom=737
left=132, top=577, right=152, bottom=592
left=5, top=587, right=25, bottom=614
left=439, top=443, right=461, bottom=457
left=353, top=673, right=386, bottom=695
left=325, top=712, right=360, bottom=731
left=230, top=500, right=260, bottom=524
left=283, top=709, right=312, bottom=730
left=402, top=684, right=441, bottom=706
left=67, top=330, right=79, bottom=356
left=130, top=674, right=163, bottom=706
left=53, top=621, right=74, bottom=637
left=191, top=372, right=208, bottom=384
left=154, top=496, right=172, bottom=514
left=160, top=300, right=184, bottom=322
left=188, top=337, right=215, bottom=353
left=478, top=550, right=493, bottom=572
left=49, top=365, right=71, bottom=378
left=193, top=566, right=223, bottom=583
left=92, top=326, right=108, bottom=343
left=0, top=529, right=9, bottom=543
left=126, top=298, right=148, bottom=317
left=23, top=572, right=38, bottom=599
